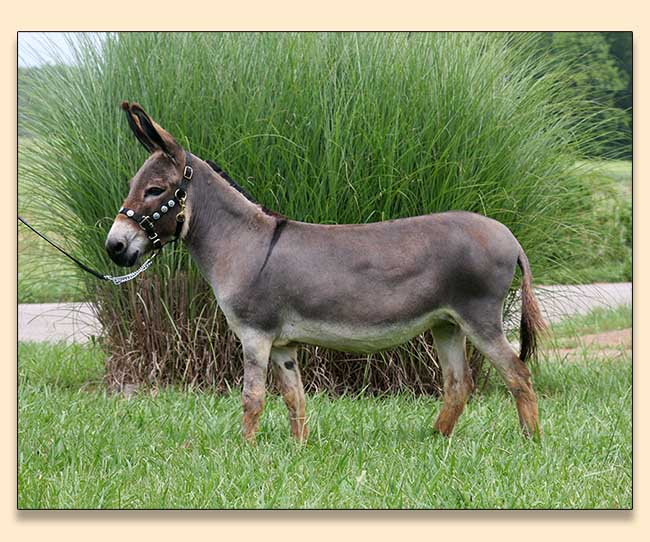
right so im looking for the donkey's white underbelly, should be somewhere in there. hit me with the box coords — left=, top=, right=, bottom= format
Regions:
left=276, top=309, right=453, bottom=352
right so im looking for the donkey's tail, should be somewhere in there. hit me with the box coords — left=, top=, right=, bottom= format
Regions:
left=517, top=246, right=547, bottom=363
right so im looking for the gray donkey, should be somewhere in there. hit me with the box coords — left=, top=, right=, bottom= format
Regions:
left=106, top=103, right=546, bottom=443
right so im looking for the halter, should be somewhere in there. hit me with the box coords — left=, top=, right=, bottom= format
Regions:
left=18, top=152, right=197, bottom=286
left=119, top=151, right=194, bottom=249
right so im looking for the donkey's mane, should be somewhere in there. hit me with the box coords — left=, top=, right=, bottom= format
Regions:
left=205, top=159, right=285, bottom=220
left=206, top=160, right=257, bottom=203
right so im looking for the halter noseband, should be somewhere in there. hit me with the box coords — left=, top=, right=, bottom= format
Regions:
left=119, top=151, right=194, bottom=250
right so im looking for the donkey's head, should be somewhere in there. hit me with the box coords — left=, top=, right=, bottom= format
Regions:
left=106, top=102, right=188, bottom=267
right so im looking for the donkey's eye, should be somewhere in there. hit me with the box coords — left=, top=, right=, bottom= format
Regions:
left=145, top=187, right=166, bottom=197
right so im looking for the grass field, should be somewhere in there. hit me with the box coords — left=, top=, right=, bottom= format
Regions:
left=563, top=159, right=632, bottom=284
left=18, top=304, right=632, bottom=509
left=576, top=160, right=632, bottom=187
left=544, top=304, right=632, bottom=350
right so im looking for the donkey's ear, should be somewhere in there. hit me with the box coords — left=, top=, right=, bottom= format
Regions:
left=122, top=101, right=155, bottom=153
left=121, top=102, right=183, bottom=164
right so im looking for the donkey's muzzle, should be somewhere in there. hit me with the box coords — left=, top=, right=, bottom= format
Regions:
left=106, top=238, right=139, bottom=267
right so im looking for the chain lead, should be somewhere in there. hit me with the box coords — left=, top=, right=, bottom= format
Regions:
left=103, top=252, right=158, bottom=285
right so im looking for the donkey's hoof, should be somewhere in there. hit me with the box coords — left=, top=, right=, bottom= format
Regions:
left=433, top=422, right=454, bottom=438
left=521, top=424, right=543, bottom=441
left=291, top=425, right=309, bottom=444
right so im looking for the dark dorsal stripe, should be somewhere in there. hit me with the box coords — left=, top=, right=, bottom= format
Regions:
left=257, top=218, right=288, bottom=276
left=204, top=160, right=289, bottom=277
left=205, top=159, right=286, bottom=220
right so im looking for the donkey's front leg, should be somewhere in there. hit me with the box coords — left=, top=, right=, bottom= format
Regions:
left=240, top=333, right=272, bottom=443
left=432, top=323, right=473, bottom=437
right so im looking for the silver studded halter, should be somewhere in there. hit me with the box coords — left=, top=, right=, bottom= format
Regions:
left=119, top=151, right=194, bottom=250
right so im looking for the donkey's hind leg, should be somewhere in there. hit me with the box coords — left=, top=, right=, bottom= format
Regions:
left=270, top=346, right=309, bottom=443
left=432, top=322, right=474, bottom=437
left=481, top=336, right=540, bottom=438
left=459, top=305, right=541, bottom=437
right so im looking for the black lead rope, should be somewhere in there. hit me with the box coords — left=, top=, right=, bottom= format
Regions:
left=18, top=215, right=111, bottom=281
left=19, top=215, right=160, bottom=285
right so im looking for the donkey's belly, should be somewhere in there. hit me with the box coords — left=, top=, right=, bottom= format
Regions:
left=276, top=309, right=453, bottom=352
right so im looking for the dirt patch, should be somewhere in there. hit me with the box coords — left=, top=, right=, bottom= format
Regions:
left=580, top=328, right=631, bottom=348
left=546, top=328, right=631, bottom=361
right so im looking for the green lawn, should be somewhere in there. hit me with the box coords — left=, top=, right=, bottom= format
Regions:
left=551, top=303, right=631, bottom=335
left=18, top=339, right=631, bottom=509
left=18, top=241, right=86, bottom=303
left=545, top=304, right=631, bottom=349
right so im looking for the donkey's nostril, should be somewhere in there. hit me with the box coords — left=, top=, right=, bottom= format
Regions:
left=107, top=239, right=126, bottom=256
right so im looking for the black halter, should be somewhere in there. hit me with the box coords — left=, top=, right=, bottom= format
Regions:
left=119, top=151, right=194, bottom=250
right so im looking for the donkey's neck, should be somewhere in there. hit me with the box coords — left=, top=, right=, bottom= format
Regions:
left=182, top=157, right=275, bottom=286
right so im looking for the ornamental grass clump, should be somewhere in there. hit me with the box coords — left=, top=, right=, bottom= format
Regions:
left=20, top=32, right=601, bottom=394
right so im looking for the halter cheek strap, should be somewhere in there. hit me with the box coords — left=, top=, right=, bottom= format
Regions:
left=119, top=151, right=194, bottom=249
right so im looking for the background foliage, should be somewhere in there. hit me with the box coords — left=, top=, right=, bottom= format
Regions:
left=539, top=32, right=631, bottom=159
left=18, top=32, right=630, bottom=393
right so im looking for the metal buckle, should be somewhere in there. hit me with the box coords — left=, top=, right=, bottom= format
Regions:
left=174, top=188, right=187, bottom=201
left=183, top=165, right=193, bottom=180
left=148, top=232, right=162, bottom=249
left=139, top=216, right=155, bottom=231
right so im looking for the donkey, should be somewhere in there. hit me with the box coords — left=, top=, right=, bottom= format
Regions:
left=106, top=102, right=546, bottom=443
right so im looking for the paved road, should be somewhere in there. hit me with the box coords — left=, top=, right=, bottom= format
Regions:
left=500, top=282, right=632, bottom=339
left=527, top=283, right=632, bottom=324
left=18, top=302, right=101, bottom=344
left=18, top=283, right=632, bottom=344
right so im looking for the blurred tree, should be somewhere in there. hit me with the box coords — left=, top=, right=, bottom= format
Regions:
left=549, top=32, right=631, bottom=158
left=603, top=31, right=632, bottom=110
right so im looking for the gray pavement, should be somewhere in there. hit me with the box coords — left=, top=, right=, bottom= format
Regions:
left=18, top=283, right=631, bottom=344
left=18, top=302, right=101, bottom=343
left=532, top=283, right=632, bottom=323
left=503, top=282, right=632, bottom=332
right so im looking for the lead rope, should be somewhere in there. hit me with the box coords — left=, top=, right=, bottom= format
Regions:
left=18, top=215, right=159, bottom=286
